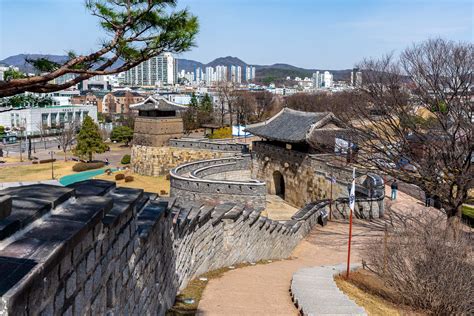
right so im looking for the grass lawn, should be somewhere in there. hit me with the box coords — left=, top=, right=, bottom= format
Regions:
left=0, top=161, right=76, bottom=182
left=94, top=171, right=170, bottom=195
left=0, top=156, right=22, bottom=163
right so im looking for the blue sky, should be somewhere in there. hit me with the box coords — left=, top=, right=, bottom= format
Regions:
left=0, top=0, right=472, bottom=69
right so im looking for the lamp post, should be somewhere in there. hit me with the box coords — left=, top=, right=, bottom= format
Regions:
left=49, top=151, right=55, bottom=179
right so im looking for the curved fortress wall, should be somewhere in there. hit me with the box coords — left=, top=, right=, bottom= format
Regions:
left=0, top=180, right=326, bottom=315
left=132, top=140, right=248, bottom=177
left=170, top=155, right=266, bottom=209
left=251, top=142, right=384, bottom=219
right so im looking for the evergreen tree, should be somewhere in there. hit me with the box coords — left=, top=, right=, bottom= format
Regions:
left=74, top=116, right=108, bottom=162
left=189, top=92, right=199, bottom=108
left=200, top=94, right=213, bottom=113
left=110, top=125, right=134, bottom=145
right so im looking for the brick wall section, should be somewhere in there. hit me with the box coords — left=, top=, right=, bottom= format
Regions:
left=0, top=180, right=327, bottom=316
left=169, top=156, right=267, bottom=209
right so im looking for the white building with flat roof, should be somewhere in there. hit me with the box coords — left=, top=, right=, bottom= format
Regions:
left=0, top=105, right=98, bottom=136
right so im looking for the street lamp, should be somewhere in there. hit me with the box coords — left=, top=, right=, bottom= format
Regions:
left=48, top=151, right=55, bottom=179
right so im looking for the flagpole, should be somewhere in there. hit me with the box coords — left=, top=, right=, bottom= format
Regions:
left=346, top=167, right=356, bottom=279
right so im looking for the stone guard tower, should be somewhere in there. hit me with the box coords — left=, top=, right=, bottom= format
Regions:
left=132, top=96, right=187, bottom=147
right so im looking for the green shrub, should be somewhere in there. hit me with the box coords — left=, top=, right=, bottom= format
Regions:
left=124, top=175, right=134, bottom=182
left=115, top=173, right=125, bottom=180
left=72, top=162, right=105, bottom=172
left=121, top=154, right=131, bottom=165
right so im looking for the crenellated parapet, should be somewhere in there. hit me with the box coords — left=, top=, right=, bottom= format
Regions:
left=0, top=180, right=327, bottom=315
left=169, top=155, right=267, bottom=209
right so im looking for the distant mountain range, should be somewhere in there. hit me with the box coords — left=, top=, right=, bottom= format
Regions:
left=0, top=54, right=352, bottom=83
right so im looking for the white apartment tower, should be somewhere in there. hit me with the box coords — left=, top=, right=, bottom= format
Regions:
left=231, top=65, right=242, bottom=83
left=124, top=52, right=177, bottom=86
left=245, top=66, right=256, bottom=81
left=215, top=65, right=228, bottom=82
left=351, top=68, right=362, bottom=87
left=323, top=71, right=333, bottom=87
left=205, top=67, right=215, bottom=85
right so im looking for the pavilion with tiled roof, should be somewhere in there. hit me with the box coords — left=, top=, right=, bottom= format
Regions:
left=245, top=108, right=347, bottom=152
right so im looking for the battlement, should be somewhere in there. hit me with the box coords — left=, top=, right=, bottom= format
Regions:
left=170, top=155, right=266, bottom=208
left=0, top=180, right=327, bottom=315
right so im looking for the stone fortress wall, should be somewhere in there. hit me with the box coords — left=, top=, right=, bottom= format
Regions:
left=169, top=138, right=249, bottom=153
left=131, top=138, right=249, bottom=177
left=169, top=155, right=266, bottom=209
left=251, top=142, right=384, bottom=219
left=0, top=180, right=328, bottom=315
left=131, top=145, right=234, bottom=177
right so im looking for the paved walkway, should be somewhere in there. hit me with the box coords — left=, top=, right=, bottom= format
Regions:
left=197, top=189, right=422, bottom=315
left=291, top=264, right=366, bottom=315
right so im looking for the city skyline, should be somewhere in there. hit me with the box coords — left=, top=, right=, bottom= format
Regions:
left=0, top=0, right=472, bottom=69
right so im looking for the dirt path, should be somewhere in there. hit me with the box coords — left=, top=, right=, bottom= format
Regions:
left=197, top=190, right=422, bottom=315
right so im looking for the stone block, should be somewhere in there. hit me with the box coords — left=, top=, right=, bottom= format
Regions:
left=0, top=195, right=12, bottom=220
left=66, top=271, right=76, bottom=298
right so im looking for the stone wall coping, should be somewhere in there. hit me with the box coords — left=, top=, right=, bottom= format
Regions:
left=169, top=139, right=249, bottom=153
left=171, top=156, right=265, bottom=187
left=0, top=195, right=113, bottom=306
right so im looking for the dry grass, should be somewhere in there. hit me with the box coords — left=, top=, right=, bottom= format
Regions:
left=334, top=270, right=425, bottom=316
left=94, top=170, right=170, bottom=195
left=0, top=156, right=22, bottom=163
left=0, top=161, right=76, bottom=182
left=167, top=260, right=279, bottom=315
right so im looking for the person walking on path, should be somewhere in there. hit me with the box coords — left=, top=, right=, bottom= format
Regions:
left=391, top=180, right=398, bottom=200
left=424, top=191, right=431, bottom=207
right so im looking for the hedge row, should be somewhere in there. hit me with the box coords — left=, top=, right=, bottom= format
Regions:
left=72, top=162, right=106, bottom=172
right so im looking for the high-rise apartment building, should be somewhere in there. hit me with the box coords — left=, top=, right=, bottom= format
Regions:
left=205, top=67, right=215, bottom=85
left=215, top=65, right=228, bottom=82
left=230, top=65, right=242, bottom=83
left=323, top=71, right=333, bottom=87
left=312, top=71, right=321, bottom=88
left=245, top=66, right=256, bottom=81
left=351, top=68, right=362, bottom=87
left=124, top=52, right=177, bottom=86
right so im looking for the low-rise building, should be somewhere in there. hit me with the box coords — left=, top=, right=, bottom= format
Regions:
left=0, top=104, right=98, bottom=136
left=102, top=90, right=144, bottom=115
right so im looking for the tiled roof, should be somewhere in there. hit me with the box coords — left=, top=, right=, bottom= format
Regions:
left=133, top=96, right=187, bottom=112
left=245, top=108, right=333, bottom=143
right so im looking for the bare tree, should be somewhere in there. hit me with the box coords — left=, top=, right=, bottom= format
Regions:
left=55, top=122, right=77, bottom=161
left=234, top=91, right=256, bottom=126
left=216, top=82, right=237, bottom=126
left=0, top=0, right=198, bottom=97
left=36, top=122, right=50, bottom=150
left=285, top=91, right=358, bottom=118
left=363, top=211, right=473, bottom=315
left=345, top=38, right=473, bottom=222
left=254, top=91, right=277, bottom=121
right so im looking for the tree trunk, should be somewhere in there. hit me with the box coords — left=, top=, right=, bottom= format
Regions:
left=89, top=152, right=92, bottom=162
left=446, top=206, right=463, bottom=239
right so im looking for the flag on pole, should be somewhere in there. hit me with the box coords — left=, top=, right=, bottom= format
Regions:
left=346, top=167, right=356, bottom=279
left=349, top=168, right=356, bottom=212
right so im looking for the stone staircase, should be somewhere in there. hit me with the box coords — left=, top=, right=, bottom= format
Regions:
left=290, top=264, right=367, bottom=315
